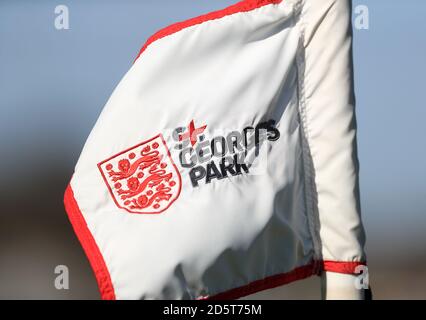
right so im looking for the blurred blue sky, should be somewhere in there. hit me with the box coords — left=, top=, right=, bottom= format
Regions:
left=0, top=0, right=425, bottom=258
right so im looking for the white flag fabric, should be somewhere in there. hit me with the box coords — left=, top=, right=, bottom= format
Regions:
left=64, top=0, right=366, bottom=300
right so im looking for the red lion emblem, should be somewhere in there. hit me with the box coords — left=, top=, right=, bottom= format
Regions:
left=98, top=134, right=181, bottom=214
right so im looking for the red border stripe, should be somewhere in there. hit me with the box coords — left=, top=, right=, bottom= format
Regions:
left=64, top=185, right=116, bottom=300
left=322, top=260, right=367, bottom=274
left=134, top=0, right=283, bottom=62
left=205, top=263, right=318, bottom=300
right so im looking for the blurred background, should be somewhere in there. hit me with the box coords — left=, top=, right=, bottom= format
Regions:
left=0, top=0, right=425, bottom=299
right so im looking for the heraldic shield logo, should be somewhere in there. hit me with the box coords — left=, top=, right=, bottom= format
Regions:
left=98, top=134, right=181, bottom=214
